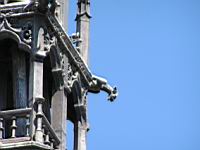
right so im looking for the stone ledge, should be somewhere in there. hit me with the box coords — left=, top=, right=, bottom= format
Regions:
left=0, top=139, right=51, bottom=150
left=0, top=137, right=31, bottom=144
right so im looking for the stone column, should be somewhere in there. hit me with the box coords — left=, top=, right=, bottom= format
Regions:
left=74, top=1, right=91, bottom=149
left=56, top=0, right=69, bottom=31
left=51, top=90, right=67, bottom=150
left=29, top=54, right=45, bottom=142
left=76, top=0, right=91, bottom=64
left=74, top=121, right=87, bottom=150
left=51, top=55, right=68, bottom=150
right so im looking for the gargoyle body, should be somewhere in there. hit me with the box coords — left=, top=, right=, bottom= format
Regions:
left=89, top=75, right=118, bottom=102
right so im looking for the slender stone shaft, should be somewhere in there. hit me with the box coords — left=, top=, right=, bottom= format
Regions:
left=76, top=0, right=91, bottom=64
left=74, top=1, right=91, bottom=150
left=51, top=55, right=68, bottom=150
left=29, top=57, right=45, bottom=141
left=74, top=121, right=87, bottom=150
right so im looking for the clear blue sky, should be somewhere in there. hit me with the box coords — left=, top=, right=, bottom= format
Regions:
left=68, top=0, right=200, bottom=150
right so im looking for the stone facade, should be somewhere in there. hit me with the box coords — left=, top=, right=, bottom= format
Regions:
left=0, top=0, right=118, bottom=149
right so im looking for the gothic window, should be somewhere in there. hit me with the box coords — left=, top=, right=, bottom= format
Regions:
left=0, top=38, right=29, bottom=137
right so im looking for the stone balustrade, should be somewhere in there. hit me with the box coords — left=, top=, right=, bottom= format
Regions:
left=0, top=108, right=31, bottom=139
left=0, top=107, right=60, bottom=149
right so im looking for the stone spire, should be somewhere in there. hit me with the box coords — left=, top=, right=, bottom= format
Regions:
left=76, top=0, right=91, bottom=64
left=56, top=0, right=68, bottom=31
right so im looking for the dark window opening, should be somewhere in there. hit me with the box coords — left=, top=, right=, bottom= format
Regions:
left=0, top=39, right=14, bottom=111
left=0, top=39, right=29, bottom=138
left=43, top=55, right=54, bottom=122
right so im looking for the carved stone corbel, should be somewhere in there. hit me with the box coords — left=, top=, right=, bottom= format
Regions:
left=64, top=62, right=80, bottom=93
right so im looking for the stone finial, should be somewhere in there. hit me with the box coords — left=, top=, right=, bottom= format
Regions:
left=76, top=0, right=91, bottom=20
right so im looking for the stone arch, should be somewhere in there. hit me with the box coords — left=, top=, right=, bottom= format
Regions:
left=0, top=30, right=31, bottom=53
left=67, top=79, right=82, bottom=123
left=71, top=80, right=82, bottom=108
left=0, top=37, right=30, bottom=137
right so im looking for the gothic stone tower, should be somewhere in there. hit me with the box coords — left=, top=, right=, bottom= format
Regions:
left=0, top=0, right=118, bottom=150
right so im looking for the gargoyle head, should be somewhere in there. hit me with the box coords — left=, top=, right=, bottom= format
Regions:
left=108, top=86, right=118, bottom=102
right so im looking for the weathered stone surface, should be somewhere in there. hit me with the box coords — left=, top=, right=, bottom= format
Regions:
left=0, top=1, right=118, bottom=150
